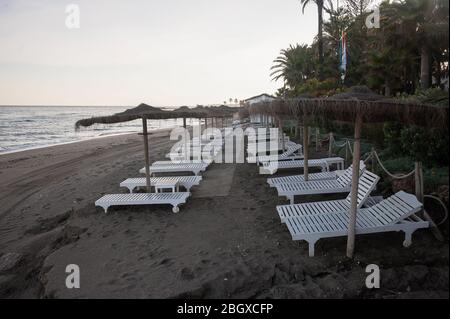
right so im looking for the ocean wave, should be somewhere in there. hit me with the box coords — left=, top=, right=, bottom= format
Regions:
left=0, top=105, right=179, bottom=153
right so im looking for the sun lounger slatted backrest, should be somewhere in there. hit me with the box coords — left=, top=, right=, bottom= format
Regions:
left=361, top=191, right=423, bottom=226
left=335, top=161, right=366, bottom=187
left=344, top=170, right=380, bottom=208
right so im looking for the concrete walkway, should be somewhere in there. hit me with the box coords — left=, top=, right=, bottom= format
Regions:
left=192, top=163, right=236, bottom=198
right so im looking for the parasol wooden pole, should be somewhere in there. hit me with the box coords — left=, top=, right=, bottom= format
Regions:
left=278, top=118, right=285, bottom=151
left=142, top=117, right=151, bottom=193
left=183, top=117, right=188, bottom=160
left=346, top=114, right=362, bottom=258
left=303, top=119, right=309, bottom=181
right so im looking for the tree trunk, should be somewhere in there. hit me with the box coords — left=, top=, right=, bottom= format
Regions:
left=317, top=0, right=324, bottom=80
left=420, top=46, right=431, bottom=90
left=346, top=115, right=362, bottom=258
left=142, top=118, right=151, bottom=193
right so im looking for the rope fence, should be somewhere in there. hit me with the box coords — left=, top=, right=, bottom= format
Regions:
left=328, top=134, right=448, bottom=227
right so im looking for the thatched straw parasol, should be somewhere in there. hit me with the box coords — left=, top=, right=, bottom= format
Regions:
left=249, top=86, right=448, bottom=258
left=76, top=103, right=241, bottom=193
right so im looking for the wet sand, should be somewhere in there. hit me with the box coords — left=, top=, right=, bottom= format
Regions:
left=0, top=130, right=448, bottom=298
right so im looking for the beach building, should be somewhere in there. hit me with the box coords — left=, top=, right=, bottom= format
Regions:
left=243, top=94, right=276, bottom=124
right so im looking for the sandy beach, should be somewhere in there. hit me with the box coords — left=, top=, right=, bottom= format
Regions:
left=0, top=130, right=448, bottom=299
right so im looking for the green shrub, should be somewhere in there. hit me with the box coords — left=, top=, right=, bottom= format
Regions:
left=383, top=123, right=449, bottom=166
left=295, top=78, right=341, bottom=97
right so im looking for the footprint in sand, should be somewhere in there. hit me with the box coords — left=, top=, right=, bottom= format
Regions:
left=180, top=267, right=195, bottom=281
left=159, top=258, right=172, bottom=266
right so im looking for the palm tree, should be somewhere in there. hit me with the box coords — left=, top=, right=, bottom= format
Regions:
left=300, top=0, right=325, bottom=80
left=271, top=44, right=315, bottom=91
left=344, top=0, right=373, bottom=17
left=383, top=0, right=449, bottom=90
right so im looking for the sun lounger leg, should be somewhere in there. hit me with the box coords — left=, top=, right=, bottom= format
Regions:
left=403, top=230, right=413, bottom=247
left=288, top=195, right=295, bottom=205
left=307, top=239, right=319, bottom=257
left=98, top=205, right=109, bottom=214
left=172, top=206, right=180, bottom=213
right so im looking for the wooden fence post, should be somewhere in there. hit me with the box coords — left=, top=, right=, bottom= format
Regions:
left=416, top=162, right=444, bottom=241
left=328, top=132, right=333, bottom=157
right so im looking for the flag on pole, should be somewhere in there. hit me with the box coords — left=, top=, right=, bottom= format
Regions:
left=339, top=31, right=347, bottom=81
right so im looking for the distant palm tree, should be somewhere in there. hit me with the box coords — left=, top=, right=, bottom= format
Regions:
left=300, top=0, right=324, bottom=79
left=271, top=44, right=315, bottom=89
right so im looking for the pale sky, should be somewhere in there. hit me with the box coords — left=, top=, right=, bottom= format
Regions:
left=0, top=0, right=319, bottom=106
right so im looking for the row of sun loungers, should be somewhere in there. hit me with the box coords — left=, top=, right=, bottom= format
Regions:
left=246, top=123, right=429, bottom=256
left=95, top=129, right=226, bottom=213
left=266, top=158, right=429, bottom=256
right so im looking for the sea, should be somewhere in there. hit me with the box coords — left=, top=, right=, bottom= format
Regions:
left=0, top=106, right=195, bottom=154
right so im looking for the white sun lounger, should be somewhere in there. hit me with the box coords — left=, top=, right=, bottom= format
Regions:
left=261, top=157, right=345, bottom=175
left=95, top=192, right=191, bottom=214
left=151, top=160, right=211, bottom=166
left=247, top=143, right=303, bottom=164
left=277, top=170, right=379, bottom=222
left=247, top=135, right=290, bottom=144
left=267, top=161, right=365, bottom=187
left=247, top=144, right=287, bottom=157
left=284, top=191, right=429, bottom=256
left=261, top=159, right=327, bottom=175
left=120, top=176, right=202, bottom=193
left=166, top=152, right=219, bottom=162
left=274, top=164, right=366, bottom=204
left=139, top=163, right=208, bottom=176
left=167, top=143, right=222, bottom=161
left=171, top=142, right=222, bottom=152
